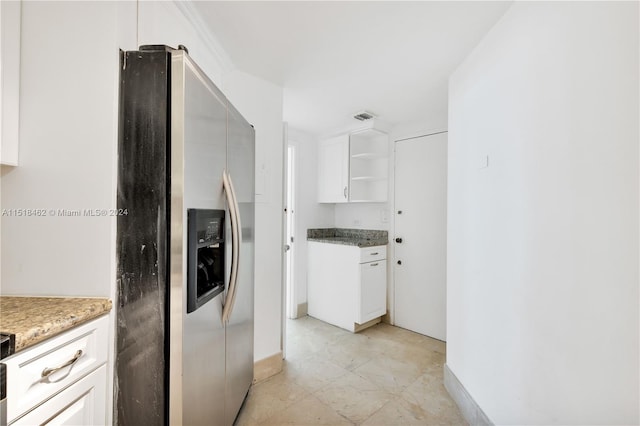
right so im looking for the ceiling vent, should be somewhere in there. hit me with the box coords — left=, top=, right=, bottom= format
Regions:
left=353, top=111, right=376, bottom=121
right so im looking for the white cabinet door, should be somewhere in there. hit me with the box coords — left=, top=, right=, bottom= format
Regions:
left=0, top=0, right=21, bottom=165
left=13, top=365, right=107, bottom=426
left=307, top=242, right=359, bottom=331
left=358, top=260, right=387, bottom=324
left=317, top=134, right=349, bottom=203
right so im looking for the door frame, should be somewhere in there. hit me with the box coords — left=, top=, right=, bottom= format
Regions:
left=285, top=144, right=297, bottom=320
left=280, top=123, right=288, bottom=358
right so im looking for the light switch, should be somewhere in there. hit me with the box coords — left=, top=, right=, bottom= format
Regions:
left=380, top=209, right=389, bottom=223
left=479, top=154, right=489, bottom=170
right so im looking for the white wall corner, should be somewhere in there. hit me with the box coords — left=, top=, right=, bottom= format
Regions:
left=444, top=364, right=493, bottom=426
left=172, top=1, right=235, bottom=74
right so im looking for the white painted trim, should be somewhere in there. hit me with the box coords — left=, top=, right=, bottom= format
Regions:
left=394, top=127, right=448, bottom=143
left=172, top=1, right=234, bottom=74
left=281, top=122, right=289, bottom=357
left=296, top=302, right=307, bottom=318
left=444, top=364, right=493, bottom=426
left=395, top=130, right=448, bottom=143
left=253, top=351, right=283, bottom=384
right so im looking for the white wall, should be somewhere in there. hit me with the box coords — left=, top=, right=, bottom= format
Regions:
left=1, top=1, right=128, bottom=297
left=334, top=203, right=389, bottom=230
left=447, top=2, right=639, bottom=424
left=223, top=70, right=284, bottom=362
left=288, top=128, right=333, bottom=313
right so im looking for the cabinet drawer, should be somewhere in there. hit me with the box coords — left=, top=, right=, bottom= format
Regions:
left=359, top=245, right=386, bottom=263
left=6, top=315, right=108, bottom=424
left=12, top=364, right=106, bottom=426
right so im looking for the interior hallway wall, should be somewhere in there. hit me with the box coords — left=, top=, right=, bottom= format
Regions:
left=447, top=2, right=639, bottom=424
left=223, top=69, right=285, bottom=363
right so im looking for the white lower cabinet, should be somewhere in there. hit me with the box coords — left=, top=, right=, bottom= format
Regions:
left=5, top=316, right=109, bottom=425
left=308, top=242, right=387, bottom=332
left=358, top=260, right=386, bottom=324
left=13, top=365, right=106, bottom=426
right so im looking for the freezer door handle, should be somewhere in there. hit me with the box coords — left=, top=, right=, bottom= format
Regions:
left=222, top=170, right=242, bottom=323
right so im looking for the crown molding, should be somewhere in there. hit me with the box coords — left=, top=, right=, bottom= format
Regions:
left=172, top=1, right=235, bottom=74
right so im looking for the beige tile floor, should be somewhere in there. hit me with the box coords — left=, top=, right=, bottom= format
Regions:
left=235, top=316, right=467, bottom=426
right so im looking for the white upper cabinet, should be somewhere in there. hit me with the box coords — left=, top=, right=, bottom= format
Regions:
left=1, top=0, right=21, bottom=165
left=318, top=129, right=389, bottom=203
left=318, top=134, right=349, bottom=203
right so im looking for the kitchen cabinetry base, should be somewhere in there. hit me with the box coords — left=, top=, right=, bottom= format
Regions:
left=307, top=241, right=387, bottom=334
left=306, top=315, right=381, bottom=334
left=353, top=317, right=381, bottom=333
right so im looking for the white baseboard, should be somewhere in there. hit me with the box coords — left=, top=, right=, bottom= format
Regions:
left=253, top=351, right=283, bottom=384
left=296, top=302, right=308, bottom=318
left=443, top=364, right=493, bottom=425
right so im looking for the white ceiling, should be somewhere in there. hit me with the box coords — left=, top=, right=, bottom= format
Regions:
left=194, top=1, right=512, bottom=137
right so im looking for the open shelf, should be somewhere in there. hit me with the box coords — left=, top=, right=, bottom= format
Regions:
left=348, top=128, right=389, bottom=202
left=350, top=152, right=386, bottom=160
left=351, top=176, right=385, bottom=181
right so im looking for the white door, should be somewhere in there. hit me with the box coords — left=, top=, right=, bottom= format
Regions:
left=394, top=132, right=447, bottom=341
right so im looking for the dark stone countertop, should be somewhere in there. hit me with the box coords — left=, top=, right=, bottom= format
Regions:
left=307, top=228, right=388, bottom=247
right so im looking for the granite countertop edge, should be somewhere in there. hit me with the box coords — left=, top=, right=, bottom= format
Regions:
left=307, top=228, right=389, bottom=247
left=0, top=296, right=113, bottom=356
left=307, top=237, right=388, bottom=247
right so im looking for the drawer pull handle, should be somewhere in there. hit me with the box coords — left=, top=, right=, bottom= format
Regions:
left=370, top=252, right=379, bottom=255
left=370, top=263, right=379, bottom=267
left=41, top=350, right=83, bottom=378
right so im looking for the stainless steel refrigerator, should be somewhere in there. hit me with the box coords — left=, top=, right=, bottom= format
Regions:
left=116, top=45, right=255, bottom=426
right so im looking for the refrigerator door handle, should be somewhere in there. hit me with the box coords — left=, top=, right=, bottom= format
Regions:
left=222, top=170, right=241, bottom=323
left=225, top=171, right=243, bottom=322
